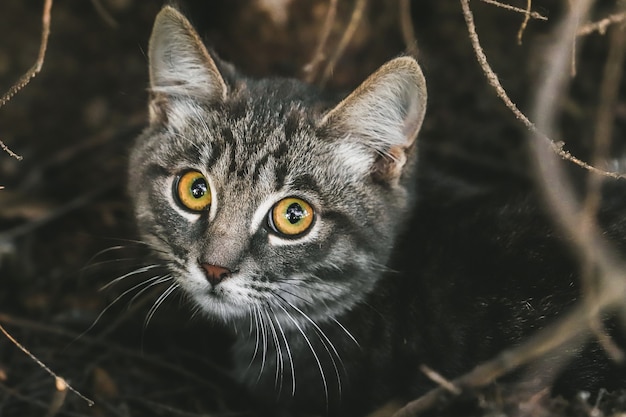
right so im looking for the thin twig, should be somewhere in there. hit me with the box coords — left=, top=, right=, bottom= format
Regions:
left=0, top=313, right=232, bottom=392
left=394, top=2, right=626, bottom=416
left=0, top=0, right=53, bottom=160
left=0, top=382, right=88, bottom=417
left=0, top=324, right=95, bottom=407
left=578, top=19, right=626, bottom=363
left=0, top=0, right=53, bottom=107
left=319, top=0, right=368, bottom=87
left=581, top=20, right=626, bottom=277
left=303, top=0, right=338, bottom=83
left=419, top=365, right=461, bottom=395
left=481, top=0, right=547, bottom=20
left=0, top=182, right=115, bottom=245
left=392, top=297, right=620, bottom=417
left=578, top=12, right=626, bottom=36
left=0, top=141, right=22, bottom=160
left=45, top=380, right=68, bottom=417
left=567, top=0, right=578, bottom=78
left=399, top=0, right=419, bottom=59
left=89, top=0, right=119, bottom=28
left=462, top=0, right=623, bottom=179
left=517, top=0, right=532, bottom=44
left=529, top=0, right=626, bottom=370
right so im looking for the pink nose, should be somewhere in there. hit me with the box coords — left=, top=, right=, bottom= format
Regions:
left=200, top=263, right=232, bottom=287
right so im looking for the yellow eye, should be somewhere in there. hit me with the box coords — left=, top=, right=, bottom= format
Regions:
left=269, top=197, right=314, bottom=237
left=175, top=170, right=212, bottom=212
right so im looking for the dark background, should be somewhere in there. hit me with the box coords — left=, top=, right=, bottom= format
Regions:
left=0, top=1, right=624, bottom=416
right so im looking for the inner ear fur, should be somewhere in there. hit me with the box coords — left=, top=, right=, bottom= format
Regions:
left=147, top=6, right=228, bottom=123
left=322, top=57, right=427, bottom=182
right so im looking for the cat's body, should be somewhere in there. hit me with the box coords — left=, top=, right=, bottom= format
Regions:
left=128, top=6, right=626, bottom=416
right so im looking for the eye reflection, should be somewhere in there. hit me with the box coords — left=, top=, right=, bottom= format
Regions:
left=268, top=197, right=314, bottom=236
left=175, top=170, right=212, bottom=212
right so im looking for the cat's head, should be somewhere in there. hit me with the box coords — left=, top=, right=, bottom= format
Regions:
left=129, top=6, right=427, bottom=324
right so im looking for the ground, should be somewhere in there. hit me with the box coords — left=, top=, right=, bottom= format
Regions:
left=0, top=0, right=625, bottom=416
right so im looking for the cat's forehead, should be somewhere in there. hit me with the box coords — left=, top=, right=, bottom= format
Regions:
left=171, top=96, right=328, bottom=175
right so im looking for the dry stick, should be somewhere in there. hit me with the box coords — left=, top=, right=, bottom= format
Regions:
left=480, top=0, right=547, bottom=20
left=578, top=11, right=626, bottom=36
left=567, top=0, right=578, bottom=78
left=44, top=383, right=68, bottom=417
left=517, top=0, right=532, bottom=44
left=0, top=313, right=231, bottom=392
left=319, top=0, right=367, bottom=87
left=0, top=382, right=88, bottom=417
left=419, top=365, right=460, bottom=395
left=480, top=0, right=626, bottom=365
left=391, top=296, right=622, bottom=417
left=529, top=0, right=626, bottom=371
left=393, top=2, right=626, bottom=416
left=89, top=0, right=119, bottom=28
left=0, top=324, right=95, bottom=407
left=464, top=0, right=623, bottom=179
left=0, top=0, right=53, bottom=105
left=0, top=142, right=21, bottom=161
left=399, top=0, right=419, bottom=59
left=527, top=0, right=626, bottom=378
left=529, top=0, right=620, bottom=270
left=579, top=20, right=626, bottom=363
left=0, top=0, right=53, bottom=160
left=303, top=0, right=338, bottom=83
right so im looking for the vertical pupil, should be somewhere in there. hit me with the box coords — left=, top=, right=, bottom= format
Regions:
left=285, top=203, right=305, bottom=224
left=190, top=178, right=207, bottom=199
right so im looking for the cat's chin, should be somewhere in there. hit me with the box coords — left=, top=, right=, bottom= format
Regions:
left=189, top=292, right=250, bottom=321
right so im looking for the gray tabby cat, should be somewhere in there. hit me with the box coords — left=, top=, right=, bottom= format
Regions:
left=129, top=5, right=426, bottom=416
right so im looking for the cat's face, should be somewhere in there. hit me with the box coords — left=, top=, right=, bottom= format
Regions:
left=129, top=6, right=427, bottom=324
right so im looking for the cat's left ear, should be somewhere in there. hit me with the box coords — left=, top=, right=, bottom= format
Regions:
left=147, top=6, right=227, bottom=123
left=321, top=57, right=427, bottom=182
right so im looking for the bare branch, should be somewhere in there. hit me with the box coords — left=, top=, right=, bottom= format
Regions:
left=303, top=0, right=338, bottom=83
left=392, top=299, right=614, bottom=417
left=578, top=12, right=626, bottom=36
left=481, top=0, right=547, bottom=21
left=419, top=365, right=461, bottom=395
left=0, top=0, right=53, bottom=106
left=89, top=0, right=119, bottom=28
left=320, top=0, right=368, bottom=87
left=393, top=3, right=626, bottom=416
left=579, top=17, right=626, bottom=363
left=0, top=323, right=95, bottom=407
left=517, top=0, right=532, bottom=44
left=0, top=0, right=54, bottom=160
left=529, top=0, right=626, bottom=368
left=463, top=0, right=623, bottom=179
left=399, top=0, right=419, bottom=58
left=0, top=140, right=22, bottom=161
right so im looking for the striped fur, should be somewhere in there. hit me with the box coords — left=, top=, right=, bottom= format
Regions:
left=129, top=6, right=427, bottom=415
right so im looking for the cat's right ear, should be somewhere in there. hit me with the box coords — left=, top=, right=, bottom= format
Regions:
left=321, top=57, right=427, bottom=183
left=147, top=6, right=227, bottom=124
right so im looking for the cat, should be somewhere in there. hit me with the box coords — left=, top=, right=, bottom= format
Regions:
left=128, top=5, right=626, bottom=417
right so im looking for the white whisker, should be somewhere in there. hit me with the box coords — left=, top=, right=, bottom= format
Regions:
left=274, top=301, right=329, bottom=406
left=331, top=317, right=360, bottom=348
left=270, top=304, right=296, bottom=397
left=128, top=275, right=172, bottom=306
left=264, top=308, right=284, bottom=393
left=246, top=306, right=261, bottom=375
left=71, top=274, right=169, bottom=344
left=144, top=282, right=179, bottom=329
left=278, top=295, right=344, bottom=399
left=100, top=264, right=163, bottom=290
left=83, top=245, right=128, bottom=267
left=257, top=305, right=268, bottom=383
